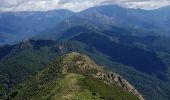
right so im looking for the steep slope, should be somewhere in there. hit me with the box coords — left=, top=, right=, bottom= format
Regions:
left=6, top=52, right=144, bottom=100
left=71, top=32, right=167, bottom=77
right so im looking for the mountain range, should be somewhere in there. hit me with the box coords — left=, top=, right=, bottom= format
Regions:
left=1, top=5, right=170, bottom=44
left=0, top=4, right=170, bottom=100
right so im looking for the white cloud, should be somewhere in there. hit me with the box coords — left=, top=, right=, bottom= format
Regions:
left=117, top=0, right=170, bottom=9
left=0, top=0, right=170, bottom=12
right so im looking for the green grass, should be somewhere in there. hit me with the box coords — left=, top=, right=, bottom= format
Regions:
left=79, top=76, right=138, bottom=100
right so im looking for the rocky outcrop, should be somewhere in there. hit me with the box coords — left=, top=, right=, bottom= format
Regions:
left=95, top=72, right=145, bottom=100
left=20, top=39, right=32, bottom=49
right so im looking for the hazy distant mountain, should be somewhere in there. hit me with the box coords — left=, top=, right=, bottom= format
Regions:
left=0, top=9, right=74, bottom=44
left=1, top=5, right=170, bottom=44
left=39, top=5, right=170, bottom=40
left=78, top=5, right=170, bottom=34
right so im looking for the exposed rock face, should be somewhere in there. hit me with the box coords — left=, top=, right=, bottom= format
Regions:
left=96, top=72, right=145, bottom=100
left=20, top=39, right=32, bottom=49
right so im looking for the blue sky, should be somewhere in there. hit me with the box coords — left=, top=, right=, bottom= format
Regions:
left=0, top=0, right=170, bottom=12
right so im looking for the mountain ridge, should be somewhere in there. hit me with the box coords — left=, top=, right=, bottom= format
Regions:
left=6, top=52, right=144, bottom=100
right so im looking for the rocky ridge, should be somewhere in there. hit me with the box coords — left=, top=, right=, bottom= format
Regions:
left=95, top=71, right=145, bottom=100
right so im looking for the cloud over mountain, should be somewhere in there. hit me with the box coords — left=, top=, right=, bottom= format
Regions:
left=0, top=0, right=170, bottom=12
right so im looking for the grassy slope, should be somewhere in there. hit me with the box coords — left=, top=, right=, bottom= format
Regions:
left=7, top=52, right=138, bottom=100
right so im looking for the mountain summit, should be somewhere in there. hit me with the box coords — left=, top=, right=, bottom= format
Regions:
left=6, top=52, right=144, bottom=100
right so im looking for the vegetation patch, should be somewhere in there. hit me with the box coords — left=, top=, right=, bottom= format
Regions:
left=79, top=75, right=138, bottom=100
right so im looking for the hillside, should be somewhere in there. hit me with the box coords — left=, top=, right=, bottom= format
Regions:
left=0, top=40, right=74, bottom=97
left=6, top=52, right=143, bottom=100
